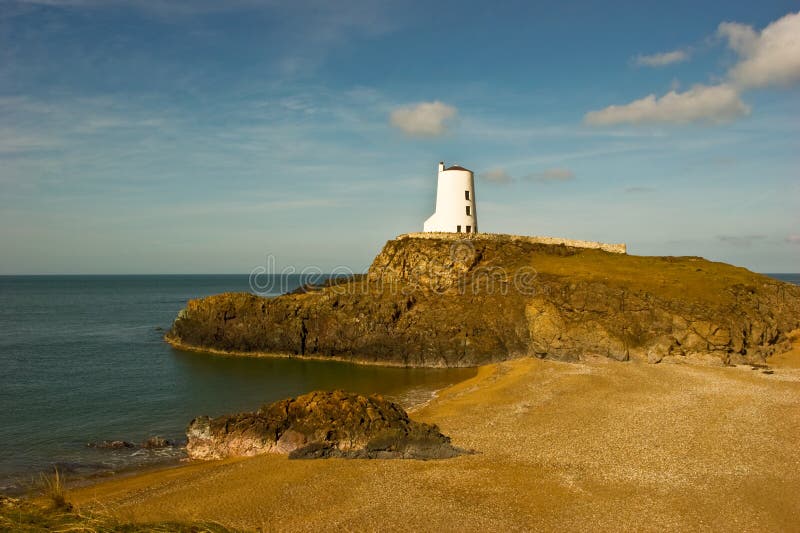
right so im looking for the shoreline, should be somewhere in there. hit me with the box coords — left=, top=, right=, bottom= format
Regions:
left=66, top=361, right=498, bottom=502
left=66, top=343, right=800, bottom=530
left=166, top=333, right=800, bottom=370
left=22, top=331, right=799, bottom=503
left=7, top=358, right=474, bottom=498
left=164, top=334, right=484, bottom=368
left=0, top=455, right=187, bottom=498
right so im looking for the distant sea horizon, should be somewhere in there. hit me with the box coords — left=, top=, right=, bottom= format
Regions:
left=766, top=273, right=800, bottom=283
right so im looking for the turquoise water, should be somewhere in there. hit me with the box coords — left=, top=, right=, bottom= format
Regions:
left=0, top=275, right=475, bottom=493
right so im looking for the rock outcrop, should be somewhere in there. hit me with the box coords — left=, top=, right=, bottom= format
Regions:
left=87, top=437, right=176, bottom=450
left=141, top=436, right=174, bottom=449
left=186, top=390, right=460, bottom=460
left=167, top=233, right=800, bottom=366
left=87, top=440, right=135, bottom=449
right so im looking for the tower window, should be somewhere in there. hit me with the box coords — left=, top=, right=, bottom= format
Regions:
left=466, top=225, right=472, bottom=233
left=465, top=190, right=470, bottom=200
left=456, top=225, right=462, bottom=233
left=466, top=205, right=471, bottom=216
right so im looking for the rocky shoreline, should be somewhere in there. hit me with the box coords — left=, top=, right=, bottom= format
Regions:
left=166, top=234, right=800, bottom=367
left=187, top=390, right=462, bottom=461
left=67, top=347, right=800, bottom=530
left=0, top=371, right=467, bottom=497
left=165, top=336, right=419, bottom=367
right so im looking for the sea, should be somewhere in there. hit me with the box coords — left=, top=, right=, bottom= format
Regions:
left=0, top=275, right=477, bottom=494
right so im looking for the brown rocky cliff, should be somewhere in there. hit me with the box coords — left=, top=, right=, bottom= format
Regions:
left=166, top=235, right=800, bottom=366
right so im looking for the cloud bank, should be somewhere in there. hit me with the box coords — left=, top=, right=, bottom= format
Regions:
left=717, top=234, right=766, bottom=247
left=719, top=12, right=800, bottom=89
left=525, top=168, right=575, bottom=182
left=389, top=101, right=457, bottom=137
left=586, top=10, right=799, bottom=126
left=480, top=168, right=513, bottom=184
left=479, top=167, right=574, bottom=185
left=634, top=49, right=689, bottom=67
left=584, top=84, right=749, bottom=126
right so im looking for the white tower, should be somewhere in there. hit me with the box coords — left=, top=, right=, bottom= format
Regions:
left=423, top=162, right=478, bottom=233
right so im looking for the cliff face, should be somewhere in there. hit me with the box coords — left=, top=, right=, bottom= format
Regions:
left=167, top=234, right=800, bottom=367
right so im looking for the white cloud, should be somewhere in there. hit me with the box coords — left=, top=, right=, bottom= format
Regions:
left=634, top=49, right=689, bottom=67
left=588, top=11, right=799, bottom=127
left=717, top=22, right=759, bottom=56
left=0, top=127, right=60, bottom=154
left=479, top=168, right=513, bottom=184
left=479, top=167, right=574, bottom=185
left=389, top=101, right=457, bottom=137
left=719, top=11, right=800, bottom=89
left=525, top=168, right=575, bottom=182
left=584, top=84, right=750, bottom=126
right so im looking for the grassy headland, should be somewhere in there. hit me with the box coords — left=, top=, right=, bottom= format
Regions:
left=168, top=235, right=800, bottom=367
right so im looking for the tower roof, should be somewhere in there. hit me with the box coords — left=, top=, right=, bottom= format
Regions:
left=444, top=165, right=471, bottom=172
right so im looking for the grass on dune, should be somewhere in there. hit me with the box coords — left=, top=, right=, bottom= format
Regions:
left=1, top=468, right=237, bottom=532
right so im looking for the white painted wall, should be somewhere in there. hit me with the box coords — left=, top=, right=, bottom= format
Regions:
left=423, top=162, right=478, bottom=233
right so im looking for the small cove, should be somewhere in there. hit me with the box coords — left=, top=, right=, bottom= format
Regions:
left=0, top=275, right=475, bottom=494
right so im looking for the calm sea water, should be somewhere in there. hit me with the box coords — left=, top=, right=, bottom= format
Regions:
left=0, top=275, right=475, bottom=493
left=770, top=273, right=800, bottom=285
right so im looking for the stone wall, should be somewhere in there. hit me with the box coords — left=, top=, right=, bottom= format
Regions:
left=400, top=232, right=627, bottom=254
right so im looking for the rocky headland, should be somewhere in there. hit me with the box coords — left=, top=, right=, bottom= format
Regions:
left=166, top=233, right=800, bottom=367
left=186, top=390, right=460, bottom=460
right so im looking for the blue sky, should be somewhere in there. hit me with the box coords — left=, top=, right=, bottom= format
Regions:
left=1, top=0, right=798, bottom=274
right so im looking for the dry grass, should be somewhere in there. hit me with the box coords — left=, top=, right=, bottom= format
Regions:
left=524, top=247, right=770, bottom=306
left=0, top=495, right=235, bottom=532
left=0, top=468, right=236, bottom=532
left=67, top=348, right=800, bottom=532
left=40, top=467, right=68, bottom=510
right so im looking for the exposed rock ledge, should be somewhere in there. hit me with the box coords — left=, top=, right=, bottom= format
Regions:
left=401, top=231, right=627, bottom=254
left=166, top=234, right=800, bottom=367
left=186, top=390, right=460, bottom=460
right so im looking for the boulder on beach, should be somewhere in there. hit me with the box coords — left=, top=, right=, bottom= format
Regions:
left=186, top=390, right=462, bottom=461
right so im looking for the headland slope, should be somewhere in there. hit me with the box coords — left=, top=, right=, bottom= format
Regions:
left=167, top=234, right=800, bottom=366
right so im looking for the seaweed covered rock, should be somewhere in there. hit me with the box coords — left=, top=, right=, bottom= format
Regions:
left=186, top=390, right=461, bottom=460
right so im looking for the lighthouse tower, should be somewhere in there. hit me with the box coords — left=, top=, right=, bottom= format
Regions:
left=423, top=162, right=478, bottom=233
